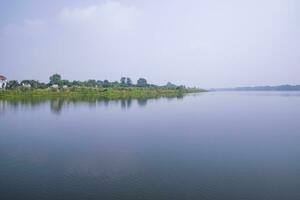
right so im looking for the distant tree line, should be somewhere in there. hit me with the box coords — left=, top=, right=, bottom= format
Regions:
left=213, top=85, right=300, bottom=91
left=5, top=74, right=183, bottom=90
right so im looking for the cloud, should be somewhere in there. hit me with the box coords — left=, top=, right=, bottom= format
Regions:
left=0, top=0, right=299, bottom=87
left=2, top=19, right=47, bottom=37
left=2, top=1, right=139, bottom=37
left=0, top=1, right=141, bottom=81
left=59, top=1, right=139, bottom=32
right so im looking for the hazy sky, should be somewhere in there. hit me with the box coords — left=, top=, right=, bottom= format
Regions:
left=0, top=0, right=299, bottom=88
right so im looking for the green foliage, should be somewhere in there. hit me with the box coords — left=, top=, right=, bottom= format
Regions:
left=0, top=86, right=206, bottom=101
left=86, top=79, right=97, bottom=87
left=49, top=74, right=62, bottom=85
left=103, top=80, right=110, bottom=87
left=20, top=80, right=31, bottom=85
left=7, top=80, right=19, bottom=89
left=3, top=75, right=207, bottom=99
left=126, top=77, right=132, bottom=86
left=97, top=80, right=103, bottom=86
left=120, top=77, right=126, bottom=85
left=165, top=82, right=177, bottom=88
left=61, top=80, right=71, bottom=87
left=137, top=78, right=148, bottom=87
left=120, top=77, right=132, bottom=86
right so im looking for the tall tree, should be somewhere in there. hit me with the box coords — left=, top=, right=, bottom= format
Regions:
left=49, top=74, right=62, bottom=85
left=6, top=80, right=19, bottom=89
left=126, top=77, right=132, bottom=86
left=29, top=80, right=39, bottom=88
left=61, top=80, right=71, bottom=87
left=120, top=77, right=126, bottom=85
left=137, top=78, right=148, bottom=87
left=20, top=80, right=30, bottom=85
left=96, top=80, right=103, bottom=86
left=103, top=80, right=110, bottom=87
left=86, top=79, right=97, bottom=87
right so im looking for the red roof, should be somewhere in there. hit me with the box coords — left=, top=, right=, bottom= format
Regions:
left=0, top=75, right=7, bottom=80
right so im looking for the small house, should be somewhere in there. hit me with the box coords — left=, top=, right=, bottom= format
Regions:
left=0, top=75, right=7, bottom=89
left=51, top=84, right=59, bottom=89
left=22, top=83, right=31, bottom=88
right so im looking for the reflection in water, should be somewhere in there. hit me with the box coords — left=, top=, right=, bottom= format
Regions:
left=0, top=95, right=186, bottom=115
left=1, top=92, right=300, bottom=200
left=121, top=99, right=132, bottom=109
left=137, top=99, right=147, bottom=107
left=0, top=99, right=46, bottom=114
left=50, top=99, right=64, bottom=114
left=0, top=100, right=5, bottom=114
left=1, top=92, right=299, bottom=115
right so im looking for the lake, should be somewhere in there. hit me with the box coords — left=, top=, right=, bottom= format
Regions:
left=1, top=92, right=300, bottom=200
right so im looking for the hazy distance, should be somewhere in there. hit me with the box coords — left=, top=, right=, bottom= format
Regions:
left=0, top=0, right=299, bottom=88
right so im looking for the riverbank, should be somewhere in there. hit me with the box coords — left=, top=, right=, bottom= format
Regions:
left=0, top=87, right=206, bottom=101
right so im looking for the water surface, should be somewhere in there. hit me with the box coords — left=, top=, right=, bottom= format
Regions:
left=1, top=92, right=300, bottom=200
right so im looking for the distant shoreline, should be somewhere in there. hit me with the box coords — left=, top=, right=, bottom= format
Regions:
left=210, top=85, right=300, bottom=92
left=0, top=74, right=207, bottom=100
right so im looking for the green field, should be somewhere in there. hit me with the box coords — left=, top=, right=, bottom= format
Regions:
left=0, top=87, right=206, bottom=101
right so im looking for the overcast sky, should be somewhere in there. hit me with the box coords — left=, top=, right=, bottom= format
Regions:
left=0, top=0, right=299, bottom=88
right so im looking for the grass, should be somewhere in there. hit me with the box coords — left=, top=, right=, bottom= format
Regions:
left=0, top=86, right=206, bottom=101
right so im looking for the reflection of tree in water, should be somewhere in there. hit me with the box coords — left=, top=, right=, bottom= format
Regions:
left=1, top=99, right=50, bottom=114
left=1, top=95, right=185, bottom=114
left=121, top=99, right=126, bottom=109
left=121, top=99, right=132, bottom=109
left=137, top=99, right=148, bottom=107
left=127, top=99, right=132, bottom=108
left=50, top=99, right=64, bottom=114
left=103, top=99, right=109, bottom=107
left=176, top=94, right=184, bottom=99
left=88, top=101, right=96, bottom=108
left=0, top=101, right=5, bottom=114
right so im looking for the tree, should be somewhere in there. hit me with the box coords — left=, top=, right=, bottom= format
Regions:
left=72, top=80, right=81, bottom=86
left=29, top=80, right=39, bottom=89
left=137, top=78, right=148, bottom=87
left=165, top=82, right=176, bottom=88
left=61, top=79, right=71, bottom=87
left=49, top=74, right=62, bottom=85
left=86, top=79, right=97, bottom=87
left=6, top=80, right=19, bottom=89
left=20, top=80, right=31, bottom=85
left=103, top=80, right=110, bottom=87
left=96, top=80, right=103, bottom=87
left=111, top=81, right=119, bottom=87
left=120, top=77, right=126, bottom=85
left=126, top=77, right=132, bottom=86
left=37, top=82, right=47, bottom=89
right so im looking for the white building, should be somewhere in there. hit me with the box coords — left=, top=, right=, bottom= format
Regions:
left=22, top=83, right=31, bottom=88
left=0, top=75, right=7, bottom=89
left=51, top=84, right=59, bottom=89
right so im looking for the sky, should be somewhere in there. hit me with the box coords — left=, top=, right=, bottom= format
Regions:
left=0, top=0, right=299, bottom=88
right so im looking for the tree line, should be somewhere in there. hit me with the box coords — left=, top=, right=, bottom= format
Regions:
left=5, top=74, right=179, bottom=90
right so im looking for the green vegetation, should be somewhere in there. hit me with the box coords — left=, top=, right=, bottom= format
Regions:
left=0, top=74, right=206, bottom=100
left=0, top=86, right=205, bottom=101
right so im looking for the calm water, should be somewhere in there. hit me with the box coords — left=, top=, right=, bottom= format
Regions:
left=1, top=92, right=300, bottom=200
